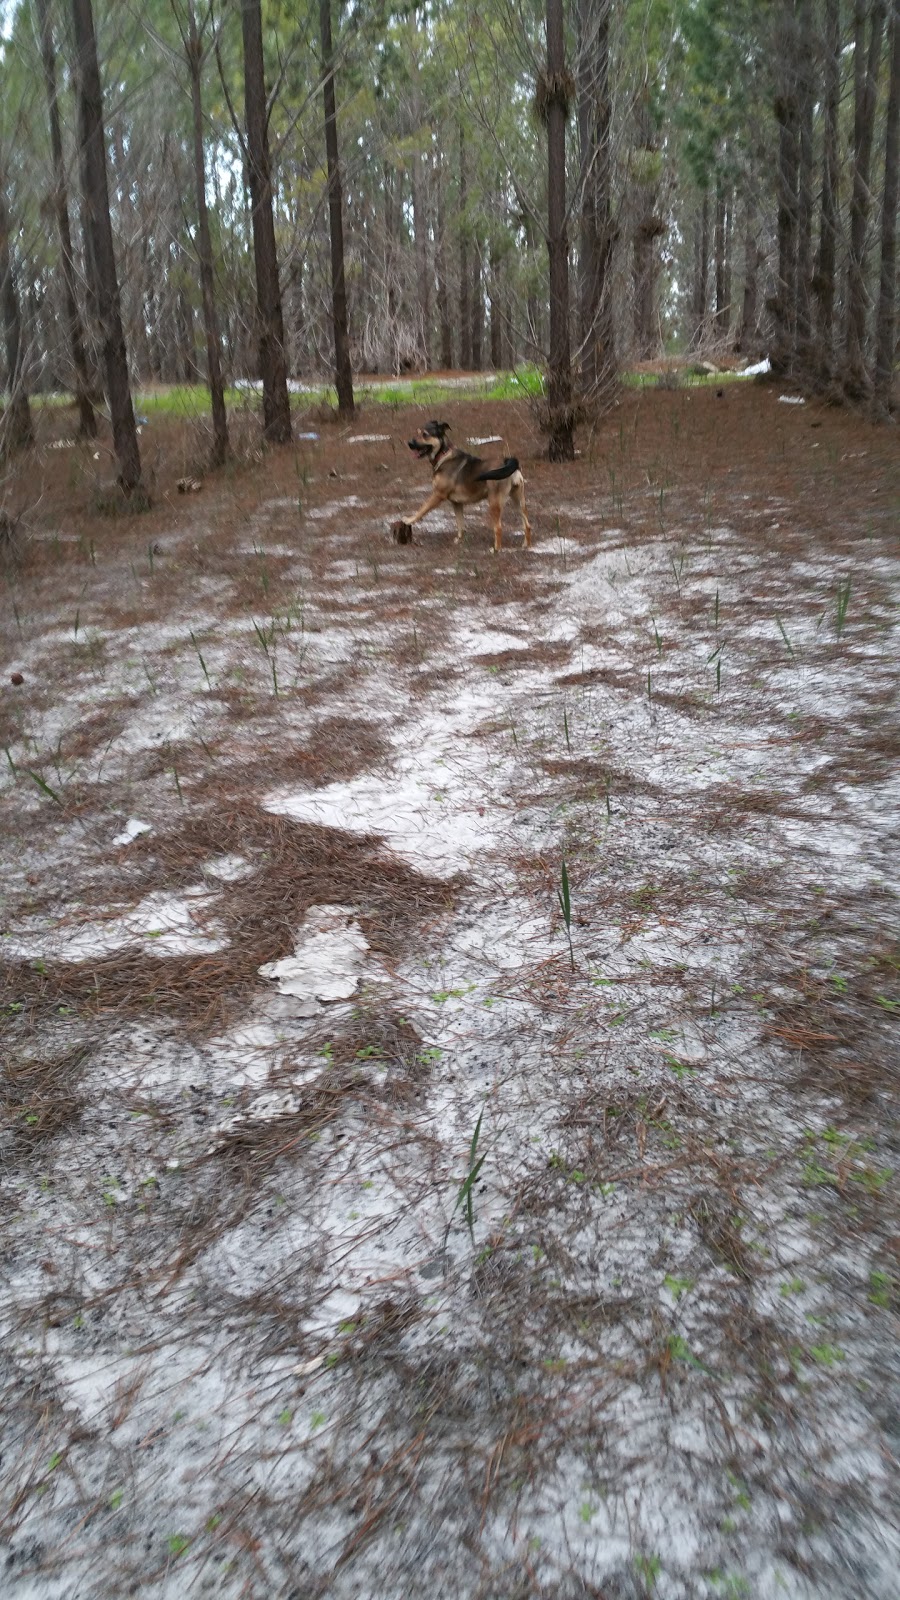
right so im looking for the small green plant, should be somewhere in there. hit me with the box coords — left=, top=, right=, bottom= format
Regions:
left=189, top=630, right=213, bottom=690
left=167, top=1534, right=190, bottom=1558
left=634, top=1552, right=661, bottom=1589
left=869, top=1269, right=892, bottom=1307
left=835, top=575, right=852, bottom=636
left=448, top=1105, right=487, bottom=1245
left=557, top=857, right=574, bottom=970
left=27, top=770, right=63, bottom=806
left=663, top=1273, right=693, bottom=1299
left=775, top=615, right=795, bottom=658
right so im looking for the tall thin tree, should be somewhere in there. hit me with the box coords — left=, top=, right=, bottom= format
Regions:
left=874, top=0, right=900, bottom=413
left=70, top=0, right=143, bottom=495
left=319, top=0, right=354, bottom=414
left=772, top=0, right=801, bottom=376
left=35, top=0, right=96, bottom=439
left=543, top=0, right=575, bottom=460
left=175, top=0, right=230, bottom=466
left=845, top=0, right=887, bottom=397
left=815, top=0, right=842, bottom=385
left=577, top=0, right=615, bottom=396
left=0, top=176, right=34, bottom=455
left=241, top=0, right=291, bottom=441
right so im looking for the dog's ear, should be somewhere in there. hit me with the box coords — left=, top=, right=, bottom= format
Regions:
left=427, top=419, right=451, bottom=439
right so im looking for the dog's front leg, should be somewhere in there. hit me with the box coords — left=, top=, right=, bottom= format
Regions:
left=405, top=490, right=445, bottom=527
left=452, top=503, right=465, bottom=543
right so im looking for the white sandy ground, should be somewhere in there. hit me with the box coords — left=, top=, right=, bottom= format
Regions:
left=1, top=467, right=898, bottom=1600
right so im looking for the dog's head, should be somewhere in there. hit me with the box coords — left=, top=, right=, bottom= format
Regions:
left=407, top=419, right=451, bottom=460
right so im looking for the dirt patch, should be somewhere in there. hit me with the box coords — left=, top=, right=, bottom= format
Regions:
left=1, top=384, right=898, bottom=1600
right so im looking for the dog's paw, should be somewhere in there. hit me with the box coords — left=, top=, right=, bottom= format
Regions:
left=390, top=520, right=414, bottom=544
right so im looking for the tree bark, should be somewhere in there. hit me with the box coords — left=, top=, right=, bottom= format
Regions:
left=471, top=242, right=483, bottom=370
left=874, top=0, right=900, bottom=412
left=815, top=0, right=842, bottom=383
left=0, top=180, right=34, bottom=455
left=70, top=0, right=142, bottom=494
left=490, top=241, right=502, bottom=369
left=692, top=188, right=710, bottom=346
left=458, top=124, right=471, bottom=369
left=35, top=0, right=96, bottom=438
left=772, top=0, right=800, bottom=377
left=737, top=193, right=761, bottom=351
left=845, top=0, right=887, bottom=397
left=241, top=0, right=291, bottom=440
left=545, top=0, right=575, bottom=460
left=435, top=146, right=453, bottom=368
left=631, top=87, right=662, bottom=359
left=319, top=0, right=354, bottom=414
left=412, top=146, right=431, bottom=370
left=795, top=0, right=815, bottom=371
left=577, top=0, right=615, bottom=394
left=185, top=3, right=229, bottom=464
left=714, top=173, right=730, bottom=339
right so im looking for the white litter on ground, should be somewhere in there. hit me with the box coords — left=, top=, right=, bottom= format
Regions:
left=3, top=887, right=225, bottom=962
left=258, top=904, right=371, bottom=1010
left=778, top=394, right=805, bottom=404
left=112, top=817, right=152, bottom=846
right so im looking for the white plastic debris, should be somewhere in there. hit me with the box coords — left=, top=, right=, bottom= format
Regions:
left=468, top=435, right=503, bottom=445
left=258, top=904, right=369, bottom=1010
left=740, top=357, right=771, bottom=376
left=113, top=818, right=152, bottom=847
left=777, top=395, right=805, bottom=405
left=347, top=433, right=390, bottom=443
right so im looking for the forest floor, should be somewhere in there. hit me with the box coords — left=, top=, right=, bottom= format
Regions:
left=1, top=380, right=898, bottom=1600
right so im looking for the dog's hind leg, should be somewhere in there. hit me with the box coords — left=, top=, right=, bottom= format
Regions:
left=511, top=478, right=532, bottom=548
left=453, top=503, right=465, bottom=543
left=489, top=500, right=503, bottom=554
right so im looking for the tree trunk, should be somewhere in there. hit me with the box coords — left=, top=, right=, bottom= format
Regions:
left=435, top=147, right=453, bottom=368
left=815, top=0, right=842, bottom=383
left=772, top=0, right=800, bottom=377
left=458, top=124, right=471, bottom=369
left=693, top=188, right=710, bottom=345
left=471, top=242, right=483, bottom=370
left=185, top=4, right=229, bottom=465
left=524, top=215, right=542, bottom=357
left=577, top=0, right=615, bottom=395
left=577, top=0, right=596, bottom=389
left=319, top=0, right=354, bottom=414
left=545, top=0, right=575, bottom=459
left=737, top=193, right=761, bottom=351
left=795, top=0, right=815, bottom=372
left=241, top=0, right=291, bottom=441
left=714, top=173, right=730, bottom=338
left=412, top=146, right=431, bottom=369
left=874, top=0, right=900, bottom=412
left=35, top=0, right=96, bottom=438
left=845, top=0, right=887, bottom=397
left=631, top=88, right=662, bottom=359
left=0, top=180, right=34, bottom=455
left=70, top=0, right=142, bottom=494
left=490, top=242, right=502, bottom=368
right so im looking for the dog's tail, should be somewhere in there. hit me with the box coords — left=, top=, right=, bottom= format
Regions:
left=477, top=456, right=519, bottom=481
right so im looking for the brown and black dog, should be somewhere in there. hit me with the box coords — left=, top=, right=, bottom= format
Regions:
left=401, top=421, right=532, bottom=552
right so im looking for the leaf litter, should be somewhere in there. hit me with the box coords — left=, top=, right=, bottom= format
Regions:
left=1, top=389, right=898, bottom=1600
